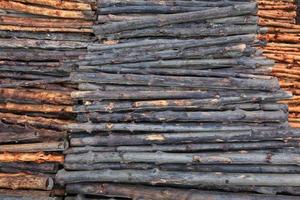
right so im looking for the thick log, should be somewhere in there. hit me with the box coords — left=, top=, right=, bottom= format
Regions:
left=77, top=57, right=274, bottom=69
left=65, top=122, right=289, bottom=133
left=0, top=189, right=51, bottom=198
left=71, top=71, right=280, bottom=91
left=0, top=38, right=89, bottom=49
left=79, top=44, right=249, bottom=66
left=66, top=183, right=300, bottom=200
left=0, top=122, right=66, bottom=143
left=14, top=0, right=92, bottom=10
left=0, top=112, right=70, bottom=130
left=77, top=110, right=287, bottom=123
left=0, top=162, right=58, bottom=173
left=64, top=151, right=300, bottom=165
left=69, top=129, right=299, bottom=146
left=56, top=169, right=300, bottom=187
left=72, top=90, right=290, bottom=101
left=0, top=102, right=73, bottom=113
left=65, top=140, right=299, bottom=154
left=0, top=152, right=64, bottom=163
left=0, top=141, right=68, bottom=152
left=93, top=3, right=257, bottom=39
left=0, top=88, right=73, bottom=105
left=0, top=31, right=96, bottom=41
left=88, top=34, right=256, bottom=51
left=75, top=99, right=287, bottom=113
left=0, top=0, right=95, bottom=19
left=0, top=173, right=53, bottom=190
left=98, top=0, right=251, bottom=8
left=102, top=25, right=258, bottom=39
left=97, top=15, right=258, bottom=25
left=0, top=25, right=92, bottom=33
left=0, top=16, right=93, bottom=28
left=64, top=162, right=300, bottom=173
left=78, top=66, right=273, bottom=79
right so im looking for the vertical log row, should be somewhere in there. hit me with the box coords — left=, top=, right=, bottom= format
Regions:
left=257, top=0, right=300, bottom=128
left=0, top=0, right=96, bottom=199
left=58, top=0, right=300, bottom=199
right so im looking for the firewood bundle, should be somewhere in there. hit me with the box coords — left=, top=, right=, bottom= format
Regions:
left=257, top=0, right=300, bottom=128
left=56, top=1, right=300, bottom=199
left=0, top=0, right=96, bottom=199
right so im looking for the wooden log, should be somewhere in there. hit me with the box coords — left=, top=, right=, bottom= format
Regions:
left=0, top=16, right=93, bottom=28
left=0, top=112, right=71, bottom=130
left=0, top=88, right=73, bottom=105
left=97, top=15, right=258, bottom=25
left=0, top=0, right=95, bottom=19
left=70, top=71, right=280, bottom=91
left=78, top=67, right=273, bottom=81
left=0, top=24, right=92, bottom=33
left=0, top=30, right=96, bottom=41
left=64, top=162, right=300, bottom=174
left=56, top=169, right=300, bottom=187
left=0, top=173, right=53, bottom=190
left=64, top=151, right=300, bottom=165
left=93, top=3, right=257, bottom=39
left=98, top=0, right=250, bottom=8
left=65, top=140, right=299, bottom=154
left=69, top=129, right=300, bottom=146
left=77, top=110, right=287, bottom=123
left=0, top=189, right=51, bottom=198
left=0, top=38, right=89, bottom=49
left=13, top=0, right=92, bottom=11
left=257, top=10, right=296, bottom=20
left=0, top=102, right=73, bottom=113
left=0, top=162, right=58, bottom=173
left=77, top=57, right=274, bottom=69
left=0, top=141, right=68, bottom=152
left=88, top=34, right=256, bottom=51
left=0, top=122, right=65, bottom=143
left=102, top=25, right=258, bottom=39
left=80, top=44, right=249, bottom=65
left=0, top=152, right=64, bottom=163
left=65, top=122, right=289, bottom=133
left=98, top=5, right=209, bottom=14
left=66, top=183, right=300, bottom=200
left=75, top=100, right=286, bottom=113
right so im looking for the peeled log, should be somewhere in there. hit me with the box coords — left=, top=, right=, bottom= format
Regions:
left=13, top=0, right=93, bottom=10
left=0, top=0, right=95, bottom=19
left=0, top=152, right=64, bottom=163
left=0, top=173, right=53, bottom=190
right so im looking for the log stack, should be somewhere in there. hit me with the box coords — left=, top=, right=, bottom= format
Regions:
left=57, top=0, right=300, bottom=199
left=0, top=0, right=96, bottom=199
left=257, top=0, right=300, bottom=128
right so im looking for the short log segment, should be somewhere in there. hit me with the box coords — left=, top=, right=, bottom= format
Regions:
left=0, top=173, right=53, bottom=190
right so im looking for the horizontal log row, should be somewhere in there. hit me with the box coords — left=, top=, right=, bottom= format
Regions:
left=65, top=183, right=300, bottom=200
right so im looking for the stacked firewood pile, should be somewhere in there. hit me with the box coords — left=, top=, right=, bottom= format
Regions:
left=56, top=1, right=300, bottom=199
left=0, top=0, right=96, bottom=199
left=258, top=0, right=300, bottom=128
